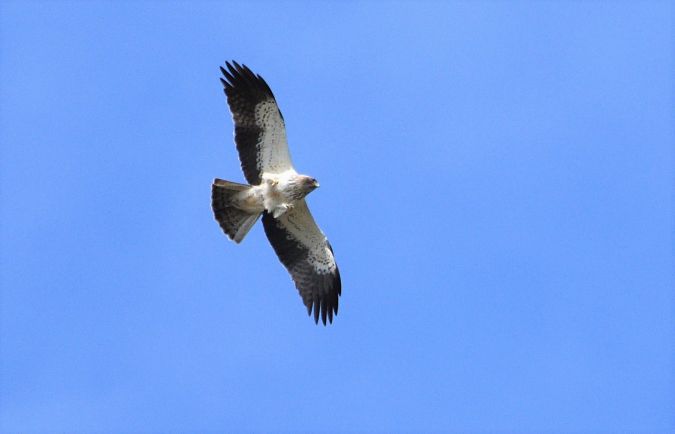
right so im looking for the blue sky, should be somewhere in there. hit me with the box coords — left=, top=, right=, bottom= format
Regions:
left=1, top=1, right=672, bottom=433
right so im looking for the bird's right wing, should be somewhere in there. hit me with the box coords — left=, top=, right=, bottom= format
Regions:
left=262, top=200, right=341, bottom=325
left=220, top=61, right=294, bottom=185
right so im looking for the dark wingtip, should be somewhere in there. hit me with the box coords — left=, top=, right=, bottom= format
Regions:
left=313, top=297, right=320, bottom=324
left=320, top=298, right=328, bottom=325
left=306, top=297, right=337, bottom=326
left=223, top=62, right=235, bottom=80
left=220, top=64, right=236, bottom=90
left=220, top=60, right=276, bottom=102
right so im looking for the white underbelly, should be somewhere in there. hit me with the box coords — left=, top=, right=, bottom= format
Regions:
left=235, top=171, right=300, bottom=217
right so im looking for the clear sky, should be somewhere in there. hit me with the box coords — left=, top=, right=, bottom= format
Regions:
left=1, top=1, right=673, bottom=433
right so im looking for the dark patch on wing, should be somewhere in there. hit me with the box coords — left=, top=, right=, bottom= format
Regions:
left=262, top=212, right=341, bottom=325
left=220, top=61, right=284, bottom=185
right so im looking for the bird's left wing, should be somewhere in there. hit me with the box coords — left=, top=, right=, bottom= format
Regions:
left=220, top=61, right=294, bottom=185
left=262, top=201, right=341, bottom=325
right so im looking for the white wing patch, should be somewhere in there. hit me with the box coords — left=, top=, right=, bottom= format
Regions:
left=255, top=100, right=294, bottom=175
left=280, top=201, right=337, bottom=275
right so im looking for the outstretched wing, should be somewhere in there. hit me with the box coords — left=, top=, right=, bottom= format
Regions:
left=220, top=61, right=294, bottom=185
left=262, top=201, right=341, bottom=325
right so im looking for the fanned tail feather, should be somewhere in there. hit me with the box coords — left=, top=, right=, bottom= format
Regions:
left=211, top=178, right=261, bottom=243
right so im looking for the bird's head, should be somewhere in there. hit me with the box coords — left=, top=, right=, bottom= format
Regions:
left=302, top=175, right=320, bottom=192
left=288, top=175, right=320, bottom=200
left=297, top=175, right=319, bottom=197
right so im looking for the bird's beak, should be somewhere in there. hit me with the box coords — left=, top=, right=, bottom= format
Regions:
left=313, top=180, right=320, bottom=188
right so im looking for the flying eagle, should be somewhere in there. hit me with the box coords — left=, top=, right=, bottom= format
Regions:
left=211, top=61, right=341, bottom=325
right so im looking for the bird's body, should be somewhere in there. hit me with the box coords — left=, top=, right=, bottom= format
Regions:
left=212, top=61, right=341, bottom=325
left=243, top=171, right=318, bottom=216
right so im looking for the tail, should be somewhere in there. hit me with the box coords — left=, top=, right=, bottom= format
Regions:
left=211, top=178, right=261, bottom=243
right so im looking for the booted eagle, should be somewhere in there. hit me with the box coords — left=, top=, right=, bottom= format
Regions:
left=211, top=61, right=341, bottom=325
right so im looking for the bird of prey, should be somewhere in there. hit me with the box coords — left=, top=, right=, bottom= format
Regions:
left=211, top=61, right=341, bottom=325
